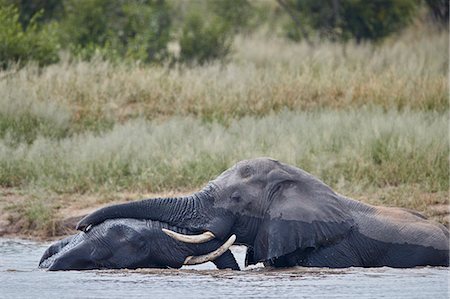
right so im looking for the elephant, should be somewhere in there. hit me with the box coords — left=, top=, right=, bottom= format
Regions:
left=77, top=158, right=449, bottom=268
left=39, top=218, right=239, bottom=271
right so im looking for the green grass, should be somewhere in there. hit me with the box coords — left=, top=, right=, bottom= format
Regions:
left=3, top=195, right=56, bottom=237
left=0, top=109, right=446, bottom=195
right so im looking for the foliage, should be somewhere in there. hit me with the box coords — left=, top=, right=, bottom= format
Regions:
left=425, top=0, right=449, bottom=27
left=59, top=0, right=171, bottom=62
left=0, top=0, right=445, bottom=67
left=122, top=1, right=171, bottom=62
left=3, top=0, right=63, bottom=28
left=283, top=0, right=420, bottom=42
left=0, top=4, right=59, bottom=68
left=179, top=11, right=232, bottom=64
left=208, top=0, right=253, bottom=33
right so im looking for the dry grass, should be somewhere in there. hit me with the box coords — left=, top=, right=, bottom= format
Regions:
left=0, top=27, right=447, bottom=140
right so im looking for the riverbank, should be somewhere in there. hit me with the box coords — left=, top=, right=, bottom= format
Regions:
left=0, top=188, right=189, bottom=240
left=0, top=185, right=448, bottom=241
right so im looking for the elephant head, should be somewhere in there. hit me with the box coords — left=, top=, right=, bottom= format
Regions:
left=77, top=158, right=356, bottom=265
left=77, top=158, right=449, bottom=267
left=40, top=219, right=239, bottom=270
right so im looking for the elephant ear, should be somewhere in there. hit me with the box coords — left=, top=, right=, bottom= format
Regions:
left=250, top=178, right=355, bottom=264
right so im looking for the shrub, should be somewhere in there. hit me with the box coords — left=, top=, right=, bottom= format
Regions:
left=3, top=0, right=63, bottom=28
left=208, top=0, right=253, bottom=33
left=179, top=12, right=232, bottom=64
left=425, top=0, right=449, bottom=27
left=283, top=0, right=419, bottom=42
left=59, top=0, right=171, bottom=63
left=121, top=1, right=171, bottom=63
left=0, top=4, right=59, bottom=68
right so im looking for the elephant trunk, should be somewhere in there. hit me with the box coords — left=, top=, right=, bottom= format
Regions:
left=76, top=188, right=213, bottom=233
left=76, top=184, right=235, bottom=240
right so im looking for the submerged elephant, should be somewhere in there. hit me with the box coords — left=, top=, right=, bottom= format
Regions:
left=77, top=158, right=449, bottom=268
left=40, top=219, right=239, bottom=271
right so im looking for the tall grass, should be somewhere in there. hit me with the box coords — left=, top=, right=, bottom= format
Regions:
left=0, top=109, right=446, bottom=195
left=0, top=28, right=447, bottom=145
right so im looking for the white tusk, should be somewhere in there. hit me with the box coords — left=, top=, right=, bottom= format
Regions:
left=162, top=228, right=215, bottom=244
left=183, top=234, right=236, bottom=265
left=85, top=224, right=92, bottom=232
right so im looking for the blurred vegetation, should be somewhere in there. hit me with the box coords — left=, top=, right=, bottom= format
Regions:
left=59, top=0, right=172, bottom=62
left=0, top=27, right=447, bottom=193
left=179, top=11, right=232, bottom=64
left=0, top=0, right=448, bottom=67
left=0, top=3, right=59, bottom=68
left=425, top=0, right=449, bottom=27
left=0, top=109, right=447, bottom=193
left=4, top=0, right=64, bottom=27
left=0, top=0, right=448, bottom=236
left=281, top=0, right=420, bottom=42
left=208, top=0, right=254, bottom=33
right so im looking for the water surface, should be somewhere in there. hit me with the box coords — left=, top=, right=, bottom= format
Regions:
left=0, top=238, right=448, bottom=298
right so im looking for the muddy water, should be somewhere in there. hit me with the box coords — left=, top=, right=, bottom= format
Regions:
left=0, top=238, right=448, bottom=299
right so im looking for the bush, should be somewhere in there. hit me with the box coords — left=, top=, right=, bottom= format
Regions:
left=208, top=0, right=253, bottom=33
left=60, top=0, right=171, bottom=62
left=425, top=0, right=449, bottom=27
left=3, top=0, right=63, bottom=28
left=121, top=1, right=171, bottom=62
left=0, top=4, right=59, bottom=68
left=341, top=0, right=419, bottom=42
left=179, top=12, right=232, bottom=64
left=283, top=0, right=419, bottom=42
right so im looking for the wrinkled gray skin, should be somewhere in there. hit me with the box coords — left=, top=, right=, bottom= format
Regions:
left=77, top=158, right=449, bottom=268
left=40, top=219, right=239, bottom=271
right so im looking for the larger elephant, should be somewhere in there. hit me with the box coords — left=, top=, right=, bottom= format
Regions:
left=77, top=158, right=449, bottom=268
left=40, top=218, right=239, bottom=270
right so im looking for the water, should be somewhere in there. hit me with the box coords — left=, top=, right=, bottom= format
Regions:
left=0, top=238, right=448, bottom=299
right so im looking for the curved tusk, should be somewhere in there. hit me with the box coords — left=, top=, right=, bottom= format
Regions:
left=184, top=234, right=236, bottom=265
left=162, top=228, right=215, bottom=244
